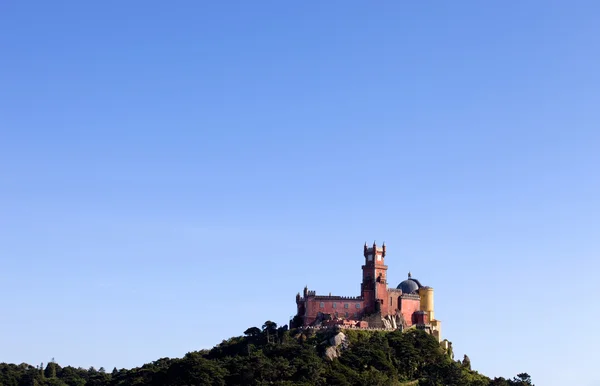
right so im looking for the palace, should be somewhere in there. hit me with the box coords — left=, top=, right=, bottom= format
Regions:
left=291, top=242, right=442, bottom=341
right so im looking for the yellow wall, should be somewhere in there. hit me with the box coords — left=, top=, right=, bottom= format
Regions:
left=418, top=287, right=434, bottom=321
left=430, top=319, right=441, bottom=342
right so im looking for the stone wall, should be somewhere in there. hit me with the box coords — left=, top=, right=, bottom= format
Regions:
left=362, top=312, right=385, bottom=328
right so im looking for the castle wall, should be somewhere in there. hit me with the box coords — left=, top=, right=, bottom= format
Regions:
left=431, top=319, right=442, bottom=342
left=385, top=289, right=403, bottom=316
left=361, top=289, right=375, bottom=314
left=400, top=297, right=421, bottom=326
left=302, top=297, right=365, bottom=325
left=376, top=280, right=389, bottom=314
left=363, top=313, right=385, bottom=328
left=413, top=311, right=429, bottom=325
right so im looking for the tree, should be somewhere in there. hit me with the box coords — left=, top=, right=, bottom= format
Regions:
left=0, top=322, right=532, bottom=385
left=262, top=320, right=278, bottom=344
left=168, top=352, right=227, bottom=386
left=262, top=320, right=277, bottom=332
left=462, top=354, right=471, bottom=370
left=244, top=327, right=261, bottom=337
left=59, top=366, right=86, bottom=386
left=44, top=361, right=58, bottom=378
left=276, top=325, right=289, bottom=344
left=512, top=372, right=534, bottom=385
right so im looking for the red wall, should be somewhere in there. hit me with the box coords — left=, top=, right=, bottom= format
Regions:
left=414, top=312, right=429, bottom=325
left=385, top=291, right=403, bottom=316
left=362, top=290, right=374, bottom=313
left=303, top=298, right=365, bottom=325
left=376, top=281, right=389, bottom=314
left=400, top=298, right=421, bottom=326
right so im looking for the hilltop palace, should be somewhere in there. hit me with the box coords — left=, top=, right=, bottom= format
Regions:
left=291, top=242, right=442, bottom=341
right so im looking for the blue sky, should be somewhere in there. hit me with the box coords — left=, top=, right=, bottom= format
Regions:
left=1, top=1, right=599, bottom=385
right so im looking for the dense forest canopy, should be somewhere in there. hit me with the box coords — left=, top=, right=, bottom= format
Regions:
left=1, top=322, right=533, bottom=386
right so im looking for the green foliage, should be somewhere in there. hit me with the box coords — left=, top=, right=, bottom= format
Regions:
left=0, top=322, right=533, bottom=385
left=44, top=362, right=59, bottom=379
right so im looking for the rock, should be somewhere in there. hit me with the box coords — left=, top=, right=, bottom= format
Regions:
left=325, top=346, right=338, bottom=360
left=329, top=332, right=346, bottom=347
left=381, top=317, right=391, bottom=329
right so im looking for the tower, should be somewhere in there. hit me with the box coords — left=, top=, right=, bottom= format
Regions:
left=361, top=241, right=388, bottom=314
left=418, top=286, right=435, bottom=321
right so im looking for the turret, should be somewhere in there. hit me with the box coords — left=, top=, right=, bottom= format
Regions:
left=418, top=286, right=435, bottom=321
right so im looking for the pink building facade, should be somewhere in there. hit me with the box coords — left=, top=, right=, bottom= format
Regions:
left=292, top=242, right=429, bottom=330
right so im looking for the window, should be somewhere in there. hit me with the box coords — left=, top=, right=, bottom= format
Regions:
left=355, top=303, right=361, bottom=309
left=345, top=312, right=349, bottom=318
left=390, top=297, right=392, bottom=305
left=354, top=312, right=358, bottom=318
left=332, top=303, right=337, bottom=308
left=320, top=302, right=324, bottom=308
left=344, top=303, right=349, bottom=309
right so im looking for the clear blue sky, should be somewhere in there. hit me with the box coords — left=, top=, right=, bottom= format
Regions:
left=1, top=1, right=599, bottom=385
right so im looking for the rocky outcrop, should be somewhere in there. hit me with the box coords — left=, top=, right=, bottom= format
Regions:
left=324, top=346, right=338, bottom=361
left=330, top=331, right=346, bottom=347
left=323, top=331, right=349, bottom=361
left=382, top=313, right=406, bottom=330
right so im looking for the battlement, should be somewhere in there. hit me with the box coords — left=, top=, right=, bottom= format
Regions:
left=297, top=294, right=364, bottom=302
left=401, top=293, right=421, bottom=300
left=363, top=241, right=386, bottom=258
left=299, top=325, right=395, bottom=332
left=313, top=295, right=363, bottom=300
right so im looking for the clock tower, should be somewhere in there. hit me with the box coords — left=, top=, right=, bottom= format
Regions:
left=361, top=241, right=388, bottom=314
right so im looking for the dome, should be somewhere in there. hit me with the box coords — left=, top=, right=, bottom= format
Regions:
left=396, top=272, right=421, bottom=294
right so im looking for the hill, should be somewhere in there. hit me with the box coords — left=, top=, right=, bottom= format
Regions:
left=0, top=321, right=533, bottom=386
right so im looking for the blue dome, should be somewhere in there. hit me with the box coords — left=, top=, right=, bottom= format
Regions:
left=397, top=272, right=421, bottom=294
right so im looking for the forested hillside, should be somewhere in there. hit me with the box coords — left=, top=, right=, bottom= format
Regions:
left=0, top=322, right=533, bottom=386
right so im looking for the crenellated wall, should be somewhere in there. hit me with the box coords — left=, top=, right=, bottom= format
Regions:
left=301, top=296, right=366, bottom=325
